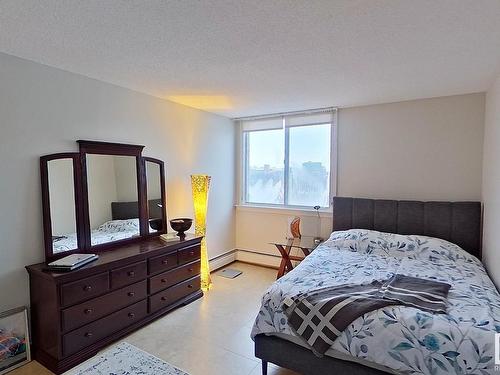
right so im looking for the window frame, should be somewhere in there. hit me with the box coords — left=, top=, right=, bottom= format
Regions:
left=238, top=110, right=337, bottom=209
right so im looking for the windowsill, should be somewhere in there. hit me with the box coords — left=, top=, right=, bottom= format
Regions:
left=235, top=204, right=333, bottom=217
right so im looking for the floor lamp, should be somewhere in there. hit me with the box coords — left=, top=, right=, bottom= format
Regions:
left=191, top=174, right=212, bottom=291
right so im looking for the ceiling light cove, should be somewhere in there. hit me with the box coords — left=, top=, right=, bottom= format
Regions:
left=167, top=95, right=233, bottom=111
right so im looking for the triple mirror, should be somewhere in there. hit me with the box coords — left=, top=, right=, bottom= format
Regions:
left=41, top=141, right=167, bottom=261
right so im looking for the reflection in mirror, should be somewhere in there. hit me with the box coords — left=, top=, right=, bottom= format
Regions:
left=146, top=161, right=164, bottom=233
left=86, top=154, right=139, bottom=246
left=48, top=159, right=77, bottom=254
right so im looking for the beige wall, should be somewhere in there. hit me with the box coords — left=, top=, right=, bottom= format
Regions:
left=0, top=52, right=235, bottom=311
left=338, top=93, right=484, bottom=201
left=235, top=94, right=485, bottom=263
left=482, top=73, right=500, bottom=288
left=235, top=207, right=334, bottom=267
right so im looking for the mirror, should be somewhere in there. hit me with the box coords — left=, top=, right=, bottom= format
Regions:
left=41, top=141, right=167, bottom=261
left=47, top=158, right=78, bottom=254
left=86, top=154, right=140, bottom=246
left=146, top=159, right=165, bottom=233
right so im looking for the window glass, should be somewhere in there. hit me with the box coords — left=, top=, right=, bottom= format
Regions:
left=288, top=124, right=330, bottom=207
left=245, top=129, right=284, bottom=204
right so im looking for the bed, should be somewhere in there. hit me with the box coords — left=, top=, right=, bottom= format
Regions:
left=252, top=197, right=499, bottom=375
left=52, top=199, right=162, bottom=253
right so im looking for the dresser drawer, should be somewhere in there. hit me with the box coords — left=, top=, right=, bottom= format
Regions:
left=110, top=261, right=147, bottom=289
left=178, top=244, right=201, bottom=265
left=148, top=251, right=177, bottom=275
left=149, top=261, right=200, bottom=294
left=62, top=280, right=147, bottom=332
left=63, top=300, right=147, bottom=356
left=61, top=272, right=110, bottom=307
left=149, top=275, right=201, bottom=313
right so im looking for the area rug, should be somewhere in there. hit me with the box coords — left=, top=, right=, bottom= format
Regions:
left=67, top=342, right=189, bottom=375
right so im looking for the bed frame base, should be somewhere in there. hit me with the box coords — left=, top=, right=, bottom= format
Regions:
left=255, top=335, right=388, bottom=375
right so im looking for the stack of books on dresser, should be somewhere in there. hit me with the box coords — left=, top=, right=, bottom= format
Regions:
left=47, top=254, right=99, bottom=271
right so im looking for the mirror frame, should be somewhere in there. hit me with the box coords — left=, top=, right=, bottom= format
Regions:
left=40, top=141, right=168, bottom=261
left=79, top=140, right=146, bottom=252
left=40, top=153, right=85, bottom=260
left=143, top=157, right=167, bottom=236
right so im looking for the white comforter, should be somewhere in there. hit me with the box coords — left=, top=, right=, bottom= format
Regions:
left=251, top=229, right=500, bottom=374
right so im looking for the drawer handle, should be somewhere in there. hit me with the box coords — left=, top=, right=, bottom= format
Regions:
left=84, top=308, right=93, bottom=315
left=127, top=292, right=135, bottom=297
left=84, top=332, right=93, bottom=338
left=161, top=296, right=168, bottom=301
left=189, top=251, right=195, bottom=256
left=128, top=313, right=135, bottom=318
left=161, top=278, right=167, bottom=283
left=128, top=271, right=136, bottom=277
left=188, top=284, right=193, bottom=289
left=188, top=268, right=193, bottom=272
left=162, top=259, right=169, bottom=265
left=83, top=285, right=92, bottom=292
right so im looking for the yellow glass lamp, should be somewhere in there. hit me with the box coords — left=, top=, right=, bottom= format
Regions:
left=191, top=174, right=212, bottom=291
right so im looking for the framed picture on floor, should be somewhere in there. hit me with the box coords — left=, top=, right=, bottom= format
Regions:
left=0, top=307, right=30, bottom=374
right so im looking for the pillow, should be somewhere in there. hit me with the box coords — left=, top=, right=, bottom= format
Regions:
left=324, top=229, right=477, bottom=263
left=407, top=234, right=477, bottom=263
left=96, top=218, right=140, bottom=233
left=325, top=229, right=419, bottom=257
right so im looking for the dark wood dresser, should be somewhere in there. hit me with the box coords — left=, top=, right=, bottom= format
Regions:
left=26, top=234, right=203, bottom=374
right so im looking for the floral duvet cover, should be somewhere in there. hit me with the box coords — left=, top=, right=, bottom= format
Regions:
left=251, top=229, right=500, bottom=374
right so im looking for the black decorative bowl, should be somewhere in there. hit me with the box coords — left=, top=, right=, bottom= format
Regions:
left=169, top=218, right=193, bottom=236
left=149, top=218, right=164, bottom=231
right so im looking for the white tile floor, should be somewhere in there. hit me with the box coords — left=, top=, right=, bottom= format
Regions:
left=13, top=262, right=299, bottom=375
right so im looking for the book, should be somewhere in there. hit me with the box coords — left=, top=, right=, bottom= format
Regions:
left=47, top=254, right=99, bottom=271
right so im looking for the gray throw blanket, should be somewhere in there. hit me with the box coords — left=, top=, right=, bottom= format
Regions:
left=283, top=274, right=451, bottom=355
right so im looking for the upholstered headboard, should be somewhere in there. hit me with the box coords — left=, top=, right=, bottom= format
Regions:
left=332, top=197, right=482, bottom=259
left=111, top=199, right=163, bottom=220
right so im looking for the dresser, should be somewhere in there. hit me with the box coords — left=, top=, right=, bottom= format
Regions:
left=26, top=234, right=203, bottom=374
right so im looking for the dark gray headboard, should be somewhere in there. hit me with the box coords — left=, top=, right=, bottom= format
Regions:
left=332, top=197, right=482, bottom=259
left=111, top=199, right=163, bottom=220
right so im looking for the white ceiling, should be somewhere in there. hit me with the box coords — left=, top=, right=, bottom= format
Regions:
left=1, top=1, right=500, bottom=118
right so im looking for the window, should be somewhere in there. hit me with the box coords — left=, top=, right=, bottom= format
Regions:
left=240, top=110, right=335, bottom=208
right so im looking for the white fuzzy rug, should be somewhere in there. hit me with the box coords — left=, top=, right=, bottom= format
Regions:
left=66, top=342, right=189, bottom=375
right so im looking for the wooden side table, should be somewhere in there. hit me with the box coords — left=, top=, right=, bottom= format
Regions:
left=270, top=236, right=321, bottom=279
